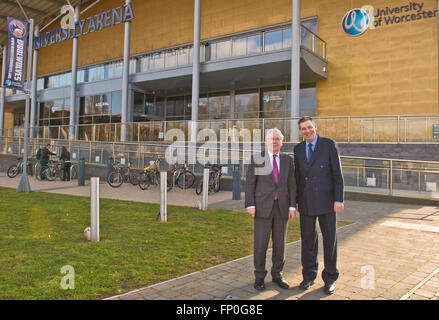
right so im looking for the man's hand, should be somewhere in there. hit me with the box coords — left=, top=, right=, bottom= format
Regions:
left=247, top=207, right=256, bottom=218
left=288, top=209, right=296, bottom=221
left=334, top=202, right=344, bottom=213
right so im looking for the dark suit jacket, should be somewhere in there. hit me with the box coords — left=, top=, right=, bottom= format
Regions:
left=245, top=152, right=296, bottom=219
left=294, top=136, right=344, bottom=216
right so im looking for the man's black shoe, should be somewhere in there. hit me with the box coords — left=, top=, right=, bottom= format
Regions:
left=324, top=283, right=335, bottom=295
left=299, top=279, right=315, bottom=290
left=254, top=278, right=265, bottom=291
left=272, top=278, right=290, bottom=289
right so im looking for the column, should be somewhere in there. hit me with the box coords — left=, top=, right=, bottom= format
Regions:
left=121, top=0, right=132, bottom=142
left=69, top=6, right=80, bottom=140
left=290, top=0, right=301, bottom=142
left=0, top=45, right=6, bottom=137
left=190, top=0, right=201, bottom=142
left=30, top=25, right=39, bottom=138
left=17, top=19, right=34, bottom=193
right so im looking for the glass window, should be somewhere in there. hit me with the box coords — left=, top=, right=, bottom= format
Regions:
left=93, top=115, right=111, bottom=124
left=285, top=85, right=316, bottom=117
left=52, top=99, right=64, bottom=118
left=63, top=98, right=70, bottom=121
left=108, top=61, right=123, bottom=78
left=155, top=96, right=165, bottom=118
left=49, top=118, right=62, bottom=126
left=150, top=53, right=164, bottom=70
left=101, top=94, right=111, bottom=115
left=299, top=87, right=316, bottom=117
left=111, top=91, right=122, bottom=117
left=215, top=39, right=231, bottom=60
left=247, top=34, right=262, bottom=54
left=166, top=96, right=185, bottom=120
left=89, top=66, right=104, bottom=82
left=133, top=91, right=145, bottom=116
left=265, top=29, right=283, bottom=51
left=262, top=87, right=288, bottom=118
left=235, top=90, right=259, bottom=119
left=210, top=43, right=217, bottom=61
left=282, top=28, right=291, bottom=48
left=79, top=116, right=92, bottom=125
left=37, top=78, right=45, bottom=90
left=232, top=37, right=247, bottom=57
left=82, top=95, right=99, bottom=115
left=177, top=48, right=189, bottom=66
left=43, top=101, right=52, bottom=119
left=77, top=69, right=86, bottom=83
left=209, top=92, right=231, bottom=119
left=199, top=95, right=208, bottom=120
left=140, top=56, right=150, bottom=72
left=165, top=51, right=177, bottom=68
left=129, top=58, right=137, bottom=74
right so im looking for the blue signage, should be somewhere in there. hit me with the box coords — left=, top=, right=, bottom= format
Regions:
left=33, top=3, right=134, bottom=50
left=4, top=17, right=28, bottom=91
left=341, top=8, right=370, bottom=36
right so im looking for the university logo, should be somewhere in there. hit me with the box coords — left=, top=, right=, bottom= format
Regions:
left=341, top=8, right=370, bottom=36
left=9, top=19, right=26, bottom=38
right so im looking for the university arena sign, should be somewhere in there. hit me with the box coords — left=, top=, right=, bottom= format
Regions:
left=33, top=3, right=134, bottom=50
left=342, top=2, right=438, bottom=36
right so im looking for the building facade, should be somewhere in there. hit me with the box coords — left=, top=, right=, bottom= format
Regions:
left=0, top=0, right=438, bottom=142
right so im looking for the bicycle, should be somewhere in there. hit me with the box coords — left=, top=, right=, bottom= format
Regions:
left=196, top=164, right=223, bottom=195
left=7, top=157, right=34, bottom=178
left=107, top=161, right=138, bottom=188
left=167, top=162, right=195, bottom=192
left=138, top=158, right=161, bottom=190
left=43, top=160, right=65, bottom=181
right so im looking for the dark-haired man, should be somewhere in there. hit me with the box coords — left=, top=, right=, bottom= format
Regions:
left=294, top=117, right=344, bottom=295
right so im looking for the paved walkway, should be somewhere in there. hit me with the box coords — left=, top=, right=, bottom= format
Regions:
left=1, top=174, right=439, bottom=300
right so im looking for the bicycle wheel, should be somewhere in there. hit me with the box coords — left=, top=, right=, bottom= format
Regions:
left=129, top=171, right=139, bottom=185
left=70, top=165, right=77, bottom=180
left=138, top=172, right=151, bottom=190
left=107, top=171, right=123, bottom=188
left=45, top=167, right=57, bottom=181
left=177, top=171, right=195, bottom=189
left=7, top=165, right=19, bottom=178
left=35, top=163, right=41, bottom=180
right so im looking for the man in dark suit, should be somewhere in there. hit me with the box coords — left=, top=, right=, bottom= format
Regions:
left=245, top=128, right=297, bottom=291
left=294, top=117, right=344, bottom=295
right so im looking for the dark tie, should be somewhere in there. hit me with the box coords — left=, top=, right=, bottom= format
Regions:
left=273, top=154, right=279, bottom=200
left=307, top=143, right=313, bottom=163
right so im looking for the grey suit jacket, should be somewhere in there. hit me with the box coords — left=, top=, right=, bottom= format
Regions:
left=245, top=152, right=297, bottom=219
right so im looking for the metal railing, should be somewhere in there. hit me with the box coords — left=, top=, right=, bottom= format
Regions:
left=1, top=136, right=439, bottom=201
left=3, top=115, right=439, bottom=144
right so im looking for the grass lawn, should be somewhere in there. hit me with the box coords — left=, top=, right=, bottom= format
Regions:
left=0, top=187, right=353, bottom=299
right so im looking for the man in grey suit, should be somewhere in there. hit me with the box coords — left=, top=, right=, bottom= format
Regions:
left=245, top=128, right=297, bottom=291
left=294, top=116, right=344, bottom=295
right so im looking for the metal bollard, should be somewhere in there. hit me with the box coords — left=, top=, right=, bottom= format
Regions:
left=232, top=164, right=241, bottom=200
left=159, top=171, right=167, bottom=222
left=90, top=177, right=100, bottom=242
left=201, top=167, right=209, bottom=210
left=78, top=158, right=85, bottom=186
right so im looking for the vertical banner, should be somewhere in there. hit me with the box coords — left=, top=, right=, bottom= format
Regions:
left=4, top=17, right=28, bottom=91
